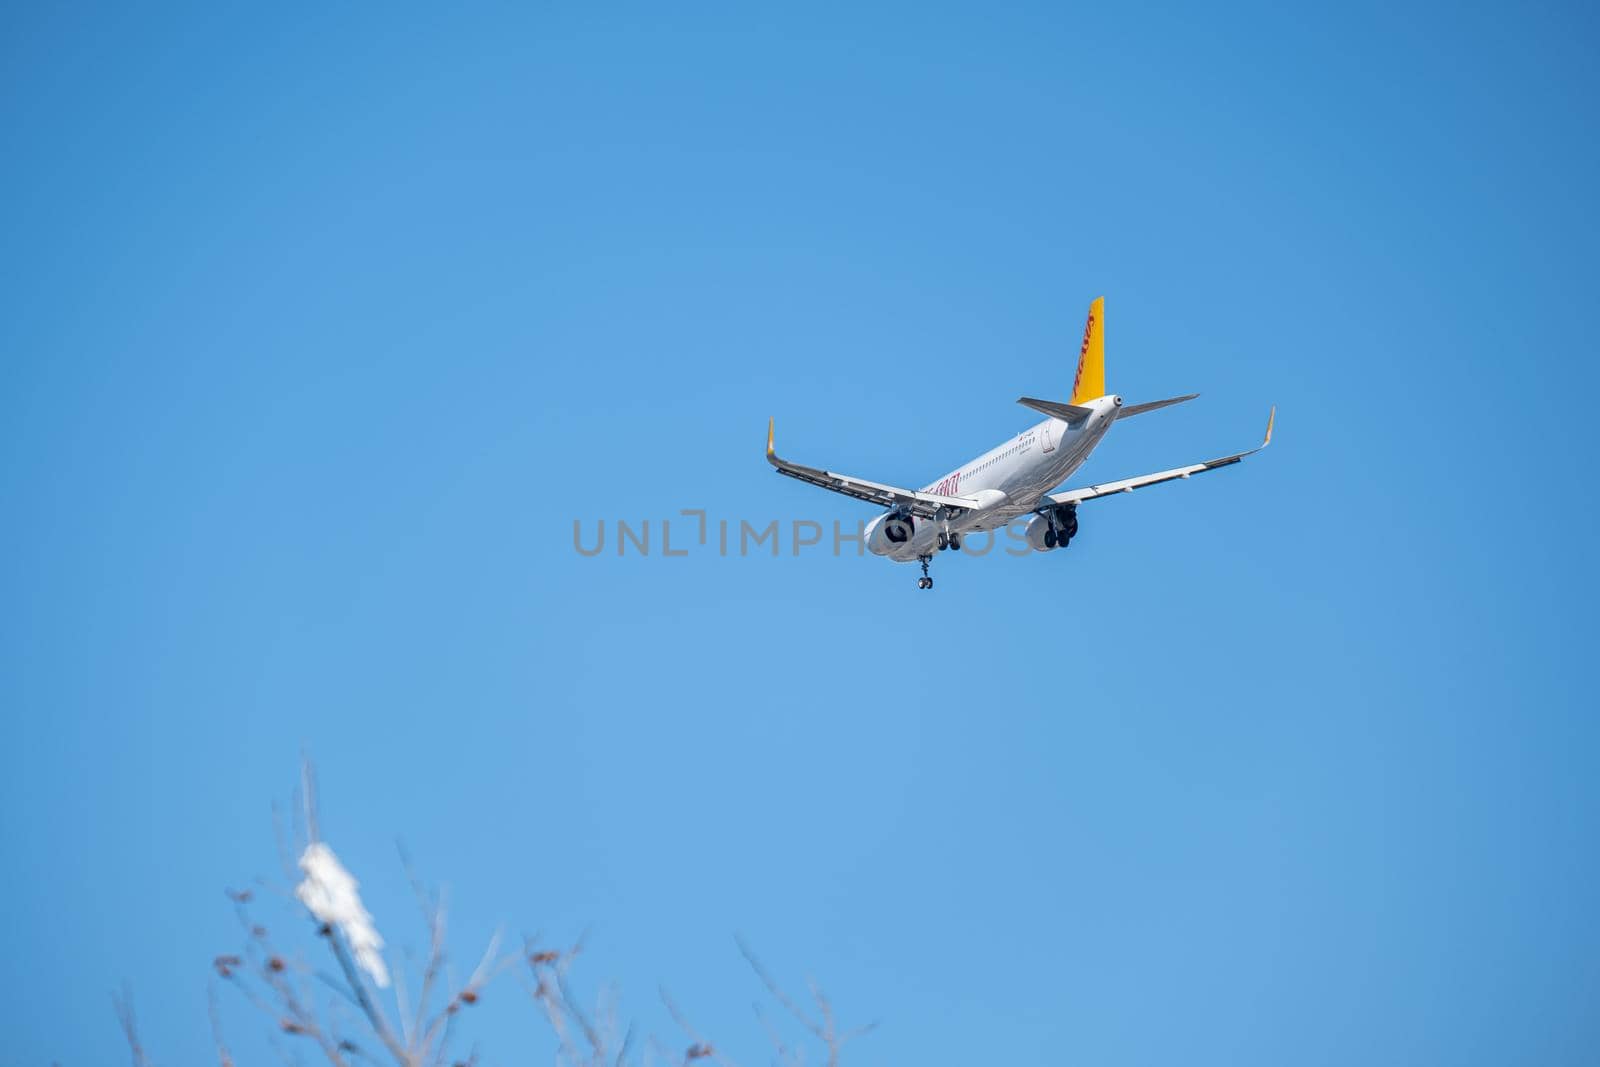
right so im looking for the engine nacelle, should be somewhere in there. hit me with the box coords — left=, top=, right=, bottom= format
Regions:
left=1023, top=506, right=1079, bottom=551
left=866, top=511, right=918, bottom=556
left=1023, top=513, right=1057, bottom=551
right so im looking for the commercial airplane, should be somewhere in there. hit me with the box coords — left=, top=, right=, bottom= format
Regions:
left=766, top=297, right=1274, bottom=589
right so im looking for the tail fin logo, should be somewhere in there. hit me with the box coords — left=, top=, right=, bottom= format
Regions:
left=1069, top=297, right=1106, bottom=405
left=1071, top=312, right=1096, bottom=398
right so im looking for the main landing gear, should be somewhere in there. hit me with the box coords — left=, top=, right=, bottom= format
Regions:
left=1042, top=503, right=1079, bottom=549
left=923, top=510, right=966, bottom=588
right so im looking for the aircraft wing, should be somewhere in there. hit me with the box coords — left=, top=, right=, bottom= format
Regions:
left=766, top=419, right=979, bottom=518
left=1047, top=407, right=1274, bottom=507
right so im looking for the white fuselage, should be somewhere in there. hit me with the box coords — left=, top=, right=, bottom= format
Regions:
left=865, top=394, right=1123, bottom=560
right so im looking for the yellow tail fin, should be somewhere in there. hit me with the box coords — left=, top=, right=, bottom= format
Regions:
left=1070, top=296, right=1105, bottom=404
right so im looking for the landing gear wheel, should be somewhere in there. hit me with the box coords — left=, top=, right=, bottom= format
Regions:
left=936, top=532, right=948, bottom=551
left=918, top=576, right=933, bottom=589
left=917, top=554, right=934, bottom=590
left=1045, top=502, right=1078, bottom=550
left=949, top=534, right=961, bottom=551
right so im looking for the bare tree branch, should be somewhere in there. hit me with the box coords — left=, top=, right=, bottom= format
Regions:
left=660, top=986, right=739, bottom=1067
left=119, top=763, right=874, bottom=1067
left=321, top=906, right=409, bottom=1064
left=735, top=938, right=873, bottom=1067
left=736, top=938, right=818, bottom=1036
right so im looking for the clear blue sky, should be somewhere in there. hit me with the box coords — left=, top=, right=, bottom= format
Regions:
left=3, top=4, right=1596, bottom=1064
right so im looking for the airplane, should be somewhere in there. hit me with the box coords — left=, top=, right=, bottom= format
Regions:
left=766, top=297, right=1274, bottom=589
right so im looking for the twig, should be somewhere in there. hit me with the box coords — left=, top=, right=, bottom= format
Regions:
left=660, top=987, right=739, bottom=1067
left=753, top=1004, right=801, bottom=1067
left=114, top=986, right=155, bottom=1067
left=208, top=983, right=237, bottom=1067
left=736, top=938, right=874, bottom=1067
left=736, top=938, right=819, bottom=1035
left=300, top=756, right=321, bottom=845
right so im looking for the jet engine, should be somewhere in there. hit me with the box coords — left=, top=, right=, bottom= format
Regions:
left=866, top=511, right=917, bottom=555
left=1023, top=505, right=1078, bottom=551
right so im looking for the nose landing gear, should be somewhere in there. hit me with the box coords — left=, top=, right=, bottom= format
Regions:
left=917, top=555, right=934, bottom=590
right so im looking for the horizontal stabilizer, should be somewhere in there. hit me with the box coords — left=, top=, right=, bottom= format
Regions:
left=1018, top=396, right=1094, bottom=421
left=1117, top=393, right=1199, bottom=420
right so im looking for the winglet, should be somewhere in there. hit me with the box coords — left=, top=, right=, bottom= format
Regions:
left=766, top=417, right=776, bottom=460
left=1263, top=405, right=1276, bottom=448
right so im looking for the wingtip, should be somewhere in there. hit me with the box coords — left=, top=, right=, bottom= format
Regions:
left=1264, top=405, right=1276, bottom=447
left=766, top=417, right=775, bottom=458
